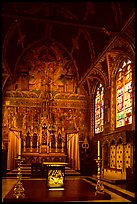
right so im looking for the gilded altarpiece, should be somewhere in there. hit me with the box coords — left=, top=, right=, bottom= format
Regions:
left=2, top=41, right=89, bottom=170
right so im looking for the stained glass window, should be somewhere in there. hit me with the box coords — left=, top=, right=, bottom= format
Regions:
left=95, top=83, right=104, bottom=133
left=116, top=59, right=132, bottom=127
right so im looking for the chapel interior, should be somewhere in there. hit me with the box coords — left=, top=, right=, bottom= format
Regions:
left=2, top=2, right=135, bottom=202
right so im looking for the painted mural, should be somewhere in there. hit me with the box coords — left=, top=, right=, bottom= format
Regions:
left=2, top=40, right=89, bottom=153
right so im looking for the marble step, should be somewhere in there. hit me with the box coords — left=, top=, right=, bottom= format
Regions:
left=92, top=174, right=126, bottom=184
left=86, top=176, right=135, bottom=201
left=3, top=165, right=80, bottom=178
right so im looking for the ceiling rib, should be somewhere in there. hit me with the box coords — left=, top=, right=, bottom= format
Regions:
left=77, top=11, right=135, bottom=87
left=3, top=13, right=113, bottom=31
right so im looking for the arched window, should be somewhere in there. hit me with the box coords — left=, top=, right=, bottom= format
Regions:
left=116, top=59, right=132, bottom=128
left=95, top=83, right=104, bottom=133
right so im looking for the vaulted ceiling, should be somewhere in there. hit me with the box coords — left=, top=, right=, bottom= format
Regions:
left=2, top=2, right=135, bottom=93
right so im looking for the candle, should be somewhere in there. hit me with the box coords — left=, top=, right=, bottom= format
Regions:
left=98, top=140, right=100, bottom=157
left=18, top=136, right=21, bottom=156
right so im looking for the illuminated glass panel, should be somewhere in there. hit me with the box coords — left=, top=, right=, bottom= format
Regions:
left=116, top=59, right=132, bottom=127
left=95, top=83, right=104, bottom=133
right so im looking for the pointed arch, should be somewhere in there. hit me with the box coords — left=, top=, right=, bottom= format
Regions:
left=110, top=54, right=133, bottom=131
left=116, top=59, right=132, bottom=127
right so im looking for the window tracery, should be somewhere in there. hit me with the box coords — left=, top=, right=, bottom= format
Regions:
left=116, top=59, right=132, bottom=127
left=95, top=83, right=104, bottom=133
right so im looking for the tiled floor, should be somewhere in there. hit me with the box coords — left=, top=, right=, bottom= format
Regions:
left=2, top=177, right=135, bottom=202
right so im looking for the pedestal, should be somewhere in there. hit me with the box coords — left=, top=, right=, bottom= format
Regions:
left=43, top=162, right=68, bottom=190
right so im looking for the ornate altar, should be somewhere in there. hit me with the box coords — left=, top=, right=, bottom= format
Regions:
left=43, top=162, right=68, bottom=189
left=22, top=116, right=67, bottom=164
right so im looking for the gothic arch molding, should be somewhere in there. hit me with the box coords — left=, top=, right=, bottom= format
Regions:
left=110, top=51, right=135, bottom=131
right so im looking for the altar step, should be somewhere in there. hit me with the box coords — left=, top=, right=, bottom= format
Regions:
left=2, top=164, right=81, bottom=178
left=65, top=166, right=81, bottom=176
left=85, top=176, right=135, bottom=201
left=92, top=174, right=126, bottom=184
left=3, top=164, right=32, bottom=178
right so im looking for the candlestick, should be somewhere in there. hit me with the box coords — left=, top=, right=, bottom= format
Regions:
left=14, top=157, right=25, bottom=199
left=98, top=140, right=100, bottom=157
left=94, top=157, right=104, bottom=195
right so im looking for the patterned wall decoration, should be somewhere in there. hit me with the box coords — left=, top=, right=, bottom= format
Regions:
left=107, top=143, right=124, bottom=170
left=125, top=143, right=132, bottom=168
left=109, top=143, right=132, bottom=170
left=116, top=144, right=123, bottom=169
left=101, top=130, right=134, bottom=173
left=2, top=40, right=89, bottom=145
left=110, top=145, right=116, bottom=168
